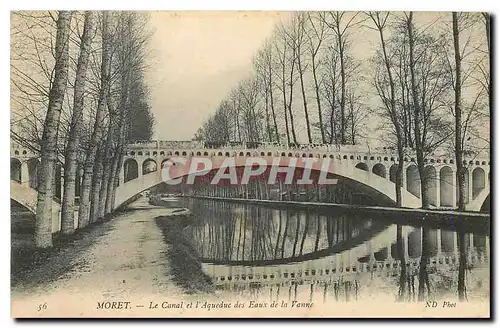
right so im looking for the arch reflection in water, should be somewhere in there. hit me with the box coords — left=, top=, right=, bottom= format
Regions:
left=184, top=199, right=388, bottom=265
left=180, top=199, right=490, bottom=303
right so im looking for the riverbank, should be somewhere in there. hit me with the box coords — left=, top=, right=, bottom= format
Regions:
left=11, top=212, right=118, bottom=288
left=150, top=197, right=214, bottom=294
left=11, top=197, right=189, bottom=316
left=188, top=196, right=490, bottom=232
left=154, top=216, right=214, bottom=294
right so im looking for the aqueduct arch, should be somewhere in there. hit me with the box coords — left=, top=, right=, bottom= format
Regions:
left=355, top=162, right=368, bottom=171
left=423, top=165, right=438, bottom=207
left=123, top=158, right=139, bottom=183
left=440, top=166, right=454, bottom=207
left=372, top=163, right=386, bottom=178
left=27, top=158, right=40, bottom=190
left=113, top=155, right=422, bottom=210
left=142, top=158, right=158, bottom=175
left=389, top=164, right=398, bottom=184
left=406, top=165, right=420, bottom=199
left=472, top=167, right=485, bottom=199
left=11, top=158, right=21, bottom=182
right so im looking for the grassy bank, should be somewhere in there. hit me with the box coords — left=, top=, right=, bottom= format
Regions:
left=154, top=214, right=214, bottom=294
left=12, top=193, right=144, bottom=285
left=11, top=213, right=118, bottom=289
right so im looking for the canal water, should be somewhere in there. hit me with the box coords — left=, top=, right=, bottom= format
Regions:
left=160, top=197, right=490, bottom=303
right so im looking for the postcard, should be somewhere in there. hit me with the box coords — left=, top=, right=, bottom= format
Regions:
left=10, top=10, right=490, bottom=318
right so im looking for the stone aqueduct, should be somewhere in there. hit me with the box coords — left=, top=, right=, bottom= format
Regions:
left=116, top=141, right=490, bottom=211
left=11, top=140, right=491, bottom=231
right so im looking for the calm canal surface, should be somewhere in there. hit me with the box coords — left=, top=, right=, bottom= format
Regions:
left=162, top=197, right=490, bottom=303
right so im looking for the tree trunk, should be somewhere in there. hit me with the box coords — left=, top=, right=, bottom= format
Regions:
left=339, top=39, right=346, bottom=144
left=396, top=147, right=404, bottom=207
left=110, top=150, right=125, bottom=210
left=312, top=56, right=325, bottom=144
left=396, top=225, right=407, bottom=301
left=457, top=230, right=467, bottom=301
left=106, top=122, right=125, bottom=214
left=78, top=11, right=112, bottom=228
left=281, top=80, right=291, bottom=145
left=298, top=57, right=312, bottom=143
left=264, top=89, right=273, bottom=142
left=287, top=83, right=298, bottom=145
left=107, top=72, right=130, bottom=213
left=61, top=11, right=94, bottom=235
left=329, top=89, right=336, bottom=144
left=35, top=11, right=72, bottom=248
left=89, top=147, right=103, bottom=223
left=453, top=12, right=466, bottom=211
left=406, top=12, right=428, bottom=209
left=418, top=227, right=430, bottom=301
left=105, top=146, right=120, bottom=214
left=235, top=109, right=242, bottom=143
left=349, top=99, right=355, bottom=145
left=485, top=14, right=491, bottom=110
left=375, top=15, right=405, bottom=207
left=98, top=125, right=113, bottom=218
left=280, top=49, right=291, bottom=145
left=268, top=65, right=280, bottom=143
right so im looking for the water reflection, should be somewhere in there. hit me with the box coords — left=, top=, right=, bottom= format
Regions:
left=183, top=199, right=388, bottom=265
left=177, top=199, right=490, bottom=303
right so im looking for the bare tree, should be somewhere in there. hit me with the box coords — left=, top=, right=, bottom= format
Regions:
left=78, top=11, right=112, bottom=228
left=11, top=11, right=58, bottom=148
left=321, top=45, right=341, bottom=144
left=195, top=101, right=233, bottom=143
left=254, top=44, right=278, bottom=142
left=452, top=12, right=466, bottom=211
left=406, top=13, right=426, bottom=208
left=305, top=13, right=327, bottom=144
left=239, top=77, right=263, bottom=144
left=368, top=11, right=405, bottom=206
left=106, top=12, right=153, bottom=213
left=290, top=13, right=313, bottom=143
left=60, top=11, right=95, bottom=235
left=274, top=23, right=299, bottom=145
left=483, top=13, right=490, bottom=108
left=405, top=12, right=451, bottom=208
left=346, top=91, right=367, bottom=144
left=320, top=11, right=364, bottom=144
left=34, top=11, right=72, bottom=247
left=262, top=42, right=280, bottom=143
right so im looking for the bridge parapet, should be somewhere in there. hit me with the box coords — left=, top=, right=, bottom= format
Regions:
left=11, top=139, right=489, bottom=167
left=10, top=142, right=39, bottom=159
left=122, top=140, right=489, bottom=168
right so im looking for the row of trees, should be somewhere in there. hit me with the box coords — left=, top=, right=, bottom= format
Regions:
left=195, top=11, right=490, bottom=212
left=196, top=12, right=367, bottom=146
left=11, top=11, right=155, bottom=248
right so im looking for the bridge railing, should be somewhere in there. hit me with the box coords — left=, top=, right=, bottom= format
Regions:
left=121, top=141, right=491, bottom=165
left=123, top=140, right=404, bottom=155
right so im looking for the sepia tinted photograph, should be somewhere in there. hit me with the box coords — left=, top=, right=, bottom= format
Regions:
left=10, top=10, right=490, bottom=318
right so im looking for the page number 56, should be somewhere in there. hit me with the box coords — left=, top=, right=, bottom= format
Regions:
left=37, top=303, right=47, bottom=312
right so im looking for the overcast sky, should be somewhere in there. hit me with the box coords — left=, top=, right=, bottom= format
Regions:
left=145, top=11, right=288, bottom=140
left=144, top=11, right=488, bottom=145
